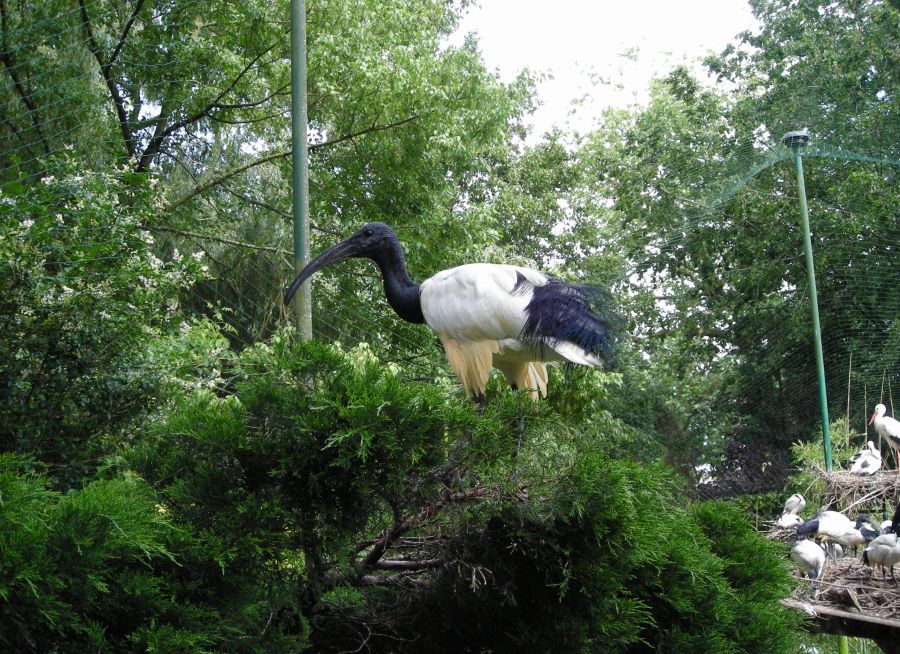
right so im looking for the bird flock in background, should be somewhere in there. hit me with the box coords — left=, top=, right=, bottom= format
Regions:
left=785, top=404, right=900, bottom=585
left=788, top=497, right=896, bottom=582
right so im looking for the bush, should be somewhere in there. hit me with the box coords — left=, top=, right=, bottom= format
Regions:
left=0, top=158, right=202, bottom=486
left=127, top=336, right=803, bottom=653
left=0, top=454, right=309, bottom=653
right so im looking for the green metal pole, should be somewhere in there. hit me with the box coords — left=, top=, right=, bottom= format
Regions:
left=290, top=0, right=312, bottom=340
left=786, top=134, right=832, bottom=471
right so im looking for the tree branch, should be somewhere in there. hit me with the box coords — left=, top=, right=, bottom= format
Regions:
left=0, top=0, right=48, bottom=153
left=309, top=113, right=420, bottom=153
left=360, top=506, right=439, bottom=568
left=149, top=225, right=288, bottom=255
left=358, top=574, right=423, bottom=587
left=136, top=96, right=173, bottom=172
left=108, top=0, right=145, bottom=66
left=371, top=558, right=443, bottom=571
left=209, top=111, right=289, bottom=126
left=212, top=82, right=291, bottom=111
left=79, top=0, right=134, bottom=157
left=359, top=487, right=486, bottom=568
left=147, top=43, right=279, bottom=153
left=165, top=148, right=290, bottom=213
left=163, top=114, right=419, bottom=212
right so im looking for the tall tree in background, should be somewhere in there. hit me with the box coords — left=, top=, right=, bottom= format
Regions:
left=576, top=0, right=899, bottom=492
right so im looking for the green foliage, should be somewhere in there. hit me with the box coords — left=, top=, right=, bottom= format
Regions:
left=0, top=453, right=304, bottom=653
left=378, top=456, right=803, bottom=653
left=0, top=157, right=202, bottom=486
left=4, top=0, right=889, bottom=648
left=572, top=0, right=899, bottom=491
left=125, top=336, right=800, bottom=653
left=129, top=335, right=481, bottom=593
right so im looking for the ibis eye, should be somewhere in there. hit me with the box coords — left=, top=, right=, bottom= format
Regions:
left=364, top=229, right=373, bottom=237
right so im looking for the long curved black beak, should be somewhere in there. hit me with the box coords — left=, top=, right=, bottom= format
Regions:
left=284, top=239, right=358, bottom=305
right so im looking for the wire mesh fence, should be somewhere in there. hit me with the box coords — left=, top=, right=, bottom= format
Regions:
left=2, top=0, right=898, bottom=504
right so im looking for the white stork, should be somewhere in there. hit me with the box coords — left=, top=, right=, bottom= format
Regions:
left=848, top=440, right=882, bottom=475
left=869, top=404, right=900, bottom=475
left=284, top=223, right=613, bottom=401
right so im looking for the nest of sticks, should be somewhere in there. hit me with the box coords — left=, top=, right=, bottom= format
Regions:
left=767, top=467, right=900, bottom=628
left=790, top=555, right=900, bottom=622
left=813, top=468, right=900, bottom=513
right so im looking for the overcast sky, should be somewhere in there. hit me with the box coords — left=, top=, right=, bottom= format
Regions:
left=450, top=0, right=759, bottom=139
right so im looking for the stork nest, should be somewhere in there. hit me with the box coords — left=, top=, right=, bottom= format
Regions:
left=813, top=467, right=900, bottom=513
left=766, top=523, right=804, bottom=544
left=790, top=554, right=900, bottom=622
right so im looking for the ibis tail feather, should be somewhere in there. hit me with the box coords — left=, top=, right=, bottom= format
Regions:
left=440, top=337, right=498, bottom=399
left=493, top=360, right=549, bottom=400
left=797, top=519, right=820, bottom=537
left=519, top=279, right=613, bottom=363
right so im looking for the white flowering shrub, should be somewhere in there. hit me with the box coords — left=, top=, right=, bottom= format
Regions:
left=0, top=157, right=203, bottom=487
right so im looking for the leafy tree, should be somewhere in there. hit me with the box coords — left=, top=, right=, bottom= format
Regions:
left=0, top=157, right=202, bottom=487
left=571, top=0, right=899, bottom=492
left=1, top=0, right=535, bottom=353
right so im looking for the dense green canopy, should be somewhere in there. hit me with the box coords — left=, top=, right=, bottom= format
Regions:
left=1, top=0, right=897, bottom=650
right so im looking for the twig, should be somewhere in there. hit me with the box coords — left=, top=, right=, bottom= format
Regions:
left=164, top=114, right=420, bottom=211
left=148, top=225, right=287, bottom=254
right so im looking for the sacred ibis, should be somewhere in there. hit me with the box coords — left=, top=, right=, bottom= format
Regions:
left=869, top=404, right=900, bottom=475
left=776, top=512, right=803, bottom=528
left=790, top=539, right=826, bottom=579
left=783, top=493, right=806, bottom=515
left=848, top=440, right=882, bottom=475
left=796, top=510, right=873, bottom=556
left=863, top=533, right=900, bottom=584
left=284, top=223, right=613, bottom=401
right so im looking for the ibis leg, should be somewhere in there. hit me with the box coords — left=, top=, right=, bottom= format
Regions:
left=473, top=393, right=486, bottom=415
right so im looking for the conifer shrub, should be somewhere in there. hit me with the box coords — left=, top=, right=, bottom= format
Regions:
left=126, top=336, right=803, bottom=653
left=0, top=454, right=306, bottom=653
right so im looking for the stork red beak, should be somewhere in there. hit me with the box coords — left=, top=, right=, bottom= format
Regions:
left=284, top=239, right=359, bottom=305
left=868, top=411, right=878, bottom=426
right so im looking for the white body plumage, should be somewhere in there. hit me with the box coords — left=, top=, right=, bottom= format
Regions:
left=870, top=404, right=900, bottom=475
left=790, top=540, right=826, bottom=579
left=863, top=533, right=900, bottom=582
left=783, top=494, right=806, bottom=515
left=777, top=513, right=803, bottom=528
left=420, top=263, right=603, bottom=399
left=849, top=440, right=882, bottom=475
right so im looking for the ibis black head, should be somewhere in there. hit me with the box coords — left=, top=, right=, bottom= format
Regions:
left=855, top=513, right=875, bottom=529
left=284, top=222, right=398, bottom=305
